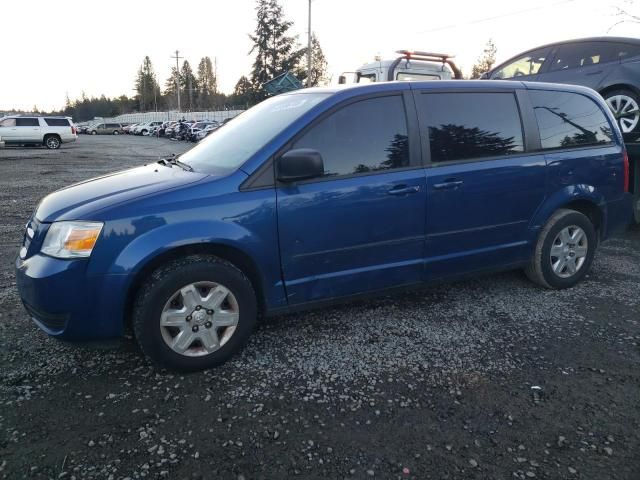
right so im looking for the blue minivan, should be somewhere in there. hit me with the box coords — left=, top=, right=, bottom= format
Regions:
left=16, top=81, right=633, bottom=370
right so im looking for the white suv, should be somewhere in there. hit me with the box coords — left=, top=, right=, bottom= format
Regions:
left=133, top=121, right=163, bottom=135
left=0, top=116, right=77, bottom=149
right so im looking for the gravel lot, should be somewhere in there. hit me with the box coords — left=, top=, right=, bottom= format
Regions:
left=1, top=135, right=639, bottom=480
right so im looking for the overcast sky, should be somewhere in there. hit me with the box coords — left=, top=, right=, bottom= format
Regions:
left=1, top=0, right=638, bottom=111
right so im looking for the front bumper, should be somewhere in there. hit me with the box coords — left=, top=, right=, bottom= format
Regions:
left=15, top=253, right=128, bottom=340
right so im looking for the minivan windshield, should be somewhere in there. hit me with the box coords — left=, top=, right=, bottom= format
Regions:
left=179, top=93, right=329, bottom=174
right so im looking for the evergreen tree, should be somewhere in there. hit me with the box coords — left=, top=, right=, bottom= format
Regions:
left=303, top=34, right=329, bottom=87
left=232, top=76, right=253, bottom=106
left=197, top=57, right=217, bottom=109
left=249, top=0, right=305, bottom=101
left=180, top=60, right=198, bottom=111
left=134, top=56, right=160, bottom=111
left=470, top=39, right=497, bottom=79
left=164, top=67, right=181, bottom=110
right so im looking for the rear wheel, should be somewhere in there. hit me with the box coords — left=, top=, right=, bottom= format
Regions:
left=604, top=89, right=640, bottom=140
left=44, top=135, right=61, bottom=150
left=113, top=130, right=119, bottom=135
left=525, top=209, right=596, bottom=289
left=91, top=130, right=97, bottom=135
left=133, top=255, right=257, bottom=371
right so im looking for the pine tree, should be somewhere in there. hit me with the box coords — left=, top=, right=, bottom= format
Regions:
left=164, top=67, right=179, bottom=96
left=470, top=39, right=497, bottom=79
left=232, top=76, right=253, bottom=106
left=197, top=57, right=217, bottom=110
left=249, top=0, right=305, bottom=101
left=135, top=56, right=160, bottom=111
left=304, top=34, right=329, bottom=87
left=181, top=60, right=198, bottom=111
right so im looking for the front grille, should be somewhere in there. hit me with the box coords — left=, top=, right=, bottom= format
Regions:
left=23, top=301, right=68, bottom=332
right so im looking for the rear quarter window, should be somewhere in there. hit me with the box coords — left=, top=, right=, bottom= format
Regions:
left=529, top=90, right=614, bottom=150
left=44, top=118, right=71, bottom=127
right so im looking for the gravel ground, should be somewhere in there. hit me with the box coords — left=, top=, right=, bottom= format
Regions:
left=0, top=135, right=639, bottom=480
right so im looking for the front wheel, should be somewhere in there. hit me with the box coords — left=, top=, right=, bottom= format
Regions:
left=604, top=89, right=640, bottom=140
left=113, top=130, right=119, bottom=135
left=133, top=255, right=257, bottom=371
left=525, top=209, right=597, bottom=289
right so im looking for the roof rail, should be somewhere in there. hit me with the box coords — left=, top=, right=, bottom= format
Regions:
left=389, top=50, right=463, bottom=80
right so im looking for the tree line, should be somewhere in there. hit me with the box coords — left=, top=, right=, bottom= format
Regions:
left=58, top=0, right=328, bottom=122
left=24, top=0, right=497, bottom=123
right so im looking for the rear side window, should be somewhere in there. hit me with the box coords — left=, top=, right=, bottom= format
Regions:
left=549, top=42, right=624, bottom=71
left=0, top=118, right=16, bottom=127
left=618, top=43, right=640, bottom=60
left=530, top=90, right=614, bottom=150
left=16, top=118, right=40, bottom=127
left=44, top=118, right=70, bottom=126
left=292, top=95, right=409, bottom=176
left=417, top=92, right=524, bottom=163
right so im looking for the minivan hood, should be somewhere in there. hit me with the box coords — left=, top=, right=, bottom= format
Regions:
left=36, top=163, right=208, bottom=222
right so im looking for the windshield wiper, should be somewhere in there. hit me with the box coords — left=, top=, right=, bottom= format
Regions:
left=158, top=154, right=193, bottom=172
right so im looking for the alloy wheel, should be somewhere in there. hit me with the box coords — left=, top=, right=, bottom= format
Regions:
left=605, top=94, right=640, bottom=133
left=46, top=137, right=60, bottom=149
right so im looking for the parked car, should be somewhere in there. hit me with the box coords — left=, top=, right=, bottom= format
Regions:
left=89, top=123, right=124, bottom=135
left=188, top=121, right=219, bottom=141
left=161, top=121, right=178, bottom=137
left=0, top=116, right=77, bottom=149
left=123, top=124, right=138, bottom=134
left=134, top=121, right=163, bottom=135
left=482, top=37, right=640, bottom=139
left=195, top=123, right=220, bottom=142
left=15, top=81, right=633, bottom=370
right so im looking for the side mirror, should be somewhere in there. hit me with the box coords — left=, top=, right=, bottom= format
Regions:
left=276, top=149, right=324, bottom=183
left=338, top=75, right=346, bottom=85
left=479, top=72, right=490, bottom=80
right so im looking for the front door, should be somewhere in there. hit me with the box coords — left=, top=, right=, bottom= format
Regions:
left=0, top=117, right=18, bottom=142
left=489, top=47, right=551, bottom=81
left=414, top=89, right=547, bottom=278
left=276, top=93, right=427, bottom=304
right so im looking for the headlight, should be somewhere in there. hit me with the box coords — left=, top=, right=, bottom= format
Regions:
left=41, top=221, right=103, bottom=259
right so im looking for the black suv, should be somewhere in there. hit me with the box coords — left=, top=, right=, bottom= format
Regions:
left=483, top=37, right=640, bottom=140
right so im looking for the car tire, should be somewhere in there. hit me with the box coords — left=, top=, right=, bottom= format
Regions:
left=603, top=89, right=640, bottom=141
left=91, top=130, right=97, bottom=135
left=113, top=130, right=119, bottom=135
left=525, top=209, right=597, bottom=289
left=43, top=135, right=61, bottom=150
left=132, top=255, right=258, bottom=371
